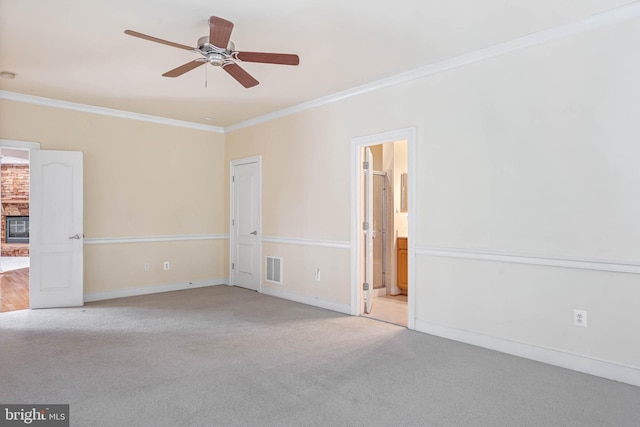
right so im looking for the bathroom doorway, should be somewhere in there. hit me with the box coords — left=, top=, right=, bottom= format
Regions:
left=362, top=142, right=408, bottom=326
left=351, top=127, right=415, bottom=328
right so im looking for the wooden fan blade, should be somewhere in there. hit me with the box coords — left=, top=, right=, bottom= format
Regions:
left=162, top=60, right=205, bottom=78
left=209, top=16, right=234, bottom=49
left=235, top=52, right=300, bottom=66
left=223, top=63, right=259, bottom=88
left=124, top=30, right=194, bottom=51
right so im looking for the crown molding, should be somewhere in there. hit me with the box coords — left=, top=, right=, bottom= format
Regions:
left=0, top=90, right=225, bottom=134
left=224, top=1, right=640, bottom=133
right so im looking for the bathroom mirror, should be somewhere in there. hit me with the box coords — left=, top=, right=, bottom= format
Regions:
left=400, top=173, right=408, bottom=212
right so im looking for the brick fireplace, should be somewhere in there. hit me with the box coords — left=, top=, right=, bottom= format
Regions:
left=1, top=163, right=30, bottom=257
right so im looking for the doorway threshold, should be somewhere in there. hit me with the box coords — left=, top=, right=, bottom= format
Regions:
left=363, top=294, right=408, bottom=327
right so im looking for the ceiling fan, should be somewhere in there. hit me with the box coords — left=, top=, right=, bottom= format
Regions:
left=124, top=16, right=300, bottom=88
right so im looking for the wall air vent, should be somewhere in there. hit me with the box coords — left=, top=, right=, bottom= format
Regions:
left=265, top=256, right=282, bottom=284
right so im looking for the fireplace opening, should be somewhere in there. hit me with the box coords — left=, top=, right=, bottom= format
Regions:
left=6, top=215, right=29, bottom=244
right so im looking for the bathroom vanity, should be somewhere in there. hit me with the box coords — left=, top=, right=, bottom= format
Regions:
left=397, top=237, right=408, bottom=294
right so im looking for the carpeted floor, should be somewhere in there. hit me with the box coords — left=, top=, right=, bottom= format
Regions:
left=1, top=285, right=638, bottom=426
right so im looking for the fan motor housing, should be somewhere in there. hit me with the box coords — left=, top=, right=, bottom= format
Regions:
left=197, top=36, right=234, bottom=52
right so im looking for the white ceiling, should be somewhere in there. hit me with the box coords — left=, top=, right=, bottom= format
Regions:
left=0, top=0, right=633, bottom=128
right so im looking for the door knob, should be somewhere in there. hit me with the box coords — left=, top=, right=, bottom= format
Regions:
left=250, top=230, right=257, bottom=235
left=68, top=234, right=81, bottom=240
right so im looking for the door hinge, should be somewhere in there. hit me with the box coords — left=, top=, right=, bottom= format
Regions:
left=363, top=221, right=369, bottom=231
left=363, top=161, right=369, bottom=170
left=232, top=175, right=235, bottom=182
left=232, top=263, right=235, bottom=270
left=232, top=219, right=235, bottom=226
left=363, top=282, right=370, bottom=291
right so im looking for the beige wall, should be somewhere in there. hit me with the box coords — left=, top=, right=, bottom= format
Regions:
left=225, top=111, right=354, bottom=306
left=0, top=99, right=227, bottom=293
left=226, top=17, right=640, bottom=369
left=226, top=112, right=352, bottom=241
left=261, top=242, right=350, bottom=304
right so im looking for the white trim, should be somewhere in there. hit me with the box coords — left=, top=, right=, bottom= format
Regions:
left=416, top=246, right=640, bottom=274
left=260, top=286, right=351, bottom=315
left=0, top=139, right=41, bottom=150
left=262, top=235, right=350, bottom=249
left=83, top=278, right=227, bottom=302
left=0, top=90, right=224, bottom=133
left=415, top=319, right=640, bottom=387
left=225, top=2, right=640, bottom=133
left=83, top=234, right=228, bottom=245
left=350, top=127, right=417, bottom=330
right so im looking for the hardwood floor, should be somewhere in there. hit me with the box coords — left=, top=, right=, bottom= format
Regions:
left=0, top=267, right=29, bottom=312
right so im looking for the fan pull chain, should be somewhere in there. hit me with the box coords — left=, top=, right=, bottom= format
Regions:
left=205, top=63, right=208, bottom=88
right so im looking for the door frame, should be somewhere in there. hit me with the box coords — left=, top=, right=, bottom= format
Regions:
left=363, top=147, right=373, bottom=314
left=350, top=128, right=417, bottom=330
left=229, top=155, right=262, bottom=290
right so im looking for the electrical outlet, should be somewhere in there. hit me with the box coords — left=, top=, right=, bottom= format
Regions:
left=314, top=268, right=321, bottom=281
left=163, top=261, right=170, bottom=270
left=574, top=309, right=587, bottom=327
left=144, top=263, right=150, bottom=272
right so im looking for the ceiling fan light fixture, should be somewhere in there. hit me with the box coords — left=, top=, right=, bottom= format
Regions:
left=207, top=54, right=225, bottom=66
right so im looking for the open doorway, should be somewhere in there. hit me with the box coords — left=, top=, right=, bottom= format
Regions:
left=351, top=128, right=415, bottom=329
left=0, top=147, right=30, bottom=312
left=363, top=142, right=408, bottom=326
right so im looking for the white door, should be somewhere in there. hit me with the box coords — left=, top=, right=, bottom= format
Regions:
left=363, top=147, right=373, bottom=314
left=29, top=150, right=84, bottom=308
left=231, top=159, right=260, bottom=291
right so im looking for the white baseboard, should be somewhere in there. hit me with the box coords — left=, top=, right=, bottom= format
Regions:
left=84, top=278, right=228, bottom=302
left=260, top=286, right=351, bottom=315
left=415, top=319, right=640, bottom=387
